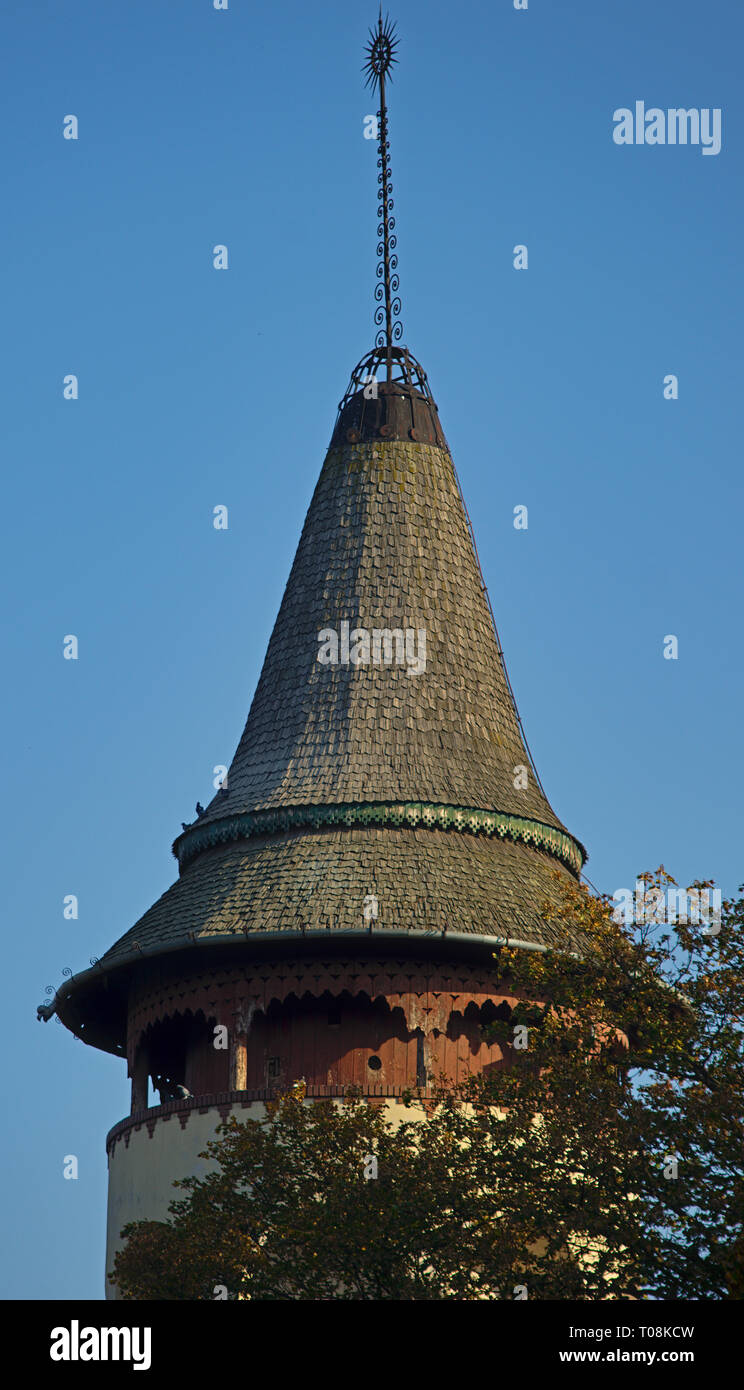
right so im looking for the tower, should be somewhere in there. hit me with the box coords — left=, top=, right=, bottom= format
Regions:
left=40, top=10, right=586, bottom=1298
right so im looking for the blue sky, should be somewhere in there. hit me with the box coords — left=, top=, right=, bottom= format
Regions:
left=1, top=0, right=741, bottom=1298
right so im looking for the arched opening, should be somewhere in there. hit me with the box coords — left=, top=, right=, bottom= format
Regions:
left=130, top=1009, right=225, bottom=1111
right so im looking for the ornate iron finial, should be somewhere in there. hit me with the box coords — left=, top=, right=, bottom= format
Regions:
left=363, top=8, right=402, bottom=378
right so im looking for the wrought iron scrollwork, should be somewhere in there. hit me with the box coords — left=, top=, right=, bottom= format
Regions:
left=37, top=985, right=58, bottom=1023
left=364, top=11, right=403, bottom=362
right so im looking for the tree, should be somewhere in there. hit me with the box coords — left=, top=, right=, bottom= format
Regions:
left=112, top=872, right=744, bottom=1300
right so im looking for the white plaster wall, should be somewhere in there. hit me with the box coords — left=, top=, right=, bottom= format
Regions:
left=106, top=1102, right=267, bottom=1298
left=105, top=1098, right=427, bottom=1299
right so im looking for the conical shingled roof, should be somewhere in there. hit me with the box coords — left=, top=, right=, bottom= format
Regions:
left=90, top=354, right=586, bottom=977
left=192, top=431, right=562, bottom=828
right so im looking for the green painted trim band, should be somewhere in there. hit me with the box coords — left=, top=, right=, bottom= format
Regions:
left=174, top=802, right=586, bottom=875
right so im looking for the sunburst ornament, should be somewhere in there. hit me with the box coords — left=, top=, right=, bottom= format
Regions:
left=362, top=8, right=399, bottom=91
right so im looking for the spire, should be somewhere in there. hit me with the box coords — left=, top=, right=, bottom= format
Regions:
left=170, top=11, right=583, bottom=876
left=364, top=8, right=402, bottom=380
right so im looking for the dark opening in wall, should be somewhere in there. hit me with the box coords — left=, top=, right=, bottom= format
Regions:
left=146, top=1014, right=190, bottom=1100
left=367, top=1054, right=382, bottom=1071
left=416, top=1032, right=427, bottom=1088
